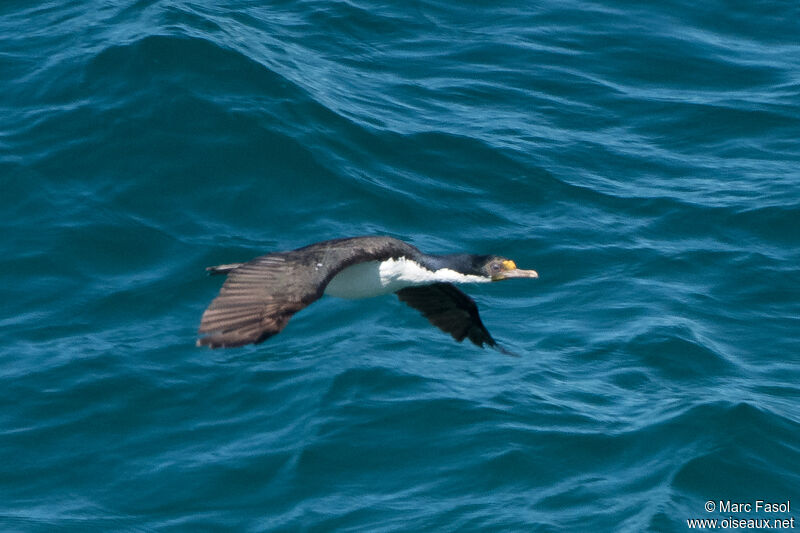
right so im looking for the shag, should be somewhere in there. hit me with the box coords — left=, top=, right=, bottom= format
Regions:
left=197, top=236, right=538, bottom=350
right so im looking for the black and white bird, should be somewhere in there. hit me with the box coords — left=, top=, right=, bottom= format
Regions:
left=197, top=236, right=538, bottom=350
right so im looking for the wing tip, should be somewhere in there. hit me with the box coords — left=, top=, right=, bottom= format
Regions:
left=196, top=334, right=228, bottom=349
left=492, top=343, right=519, bottom=357
left=196, top=330, right=275, bottom=349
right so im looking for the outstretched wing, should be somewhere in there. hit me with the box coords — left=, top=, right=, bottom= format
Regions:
left=198, top=236, right=420, bottom=348
left=396, top=283, right=497, bottom=349
left=197, top=253, right=311, bottom=348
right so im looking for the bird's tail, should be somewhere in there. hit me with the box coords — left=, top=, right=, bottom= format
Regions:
left=205, top=263, right=245, bottom=275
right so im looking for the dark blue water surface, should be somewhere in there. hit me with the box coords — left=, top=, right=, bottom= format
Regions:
left=2, top=1, right=799, bottom=531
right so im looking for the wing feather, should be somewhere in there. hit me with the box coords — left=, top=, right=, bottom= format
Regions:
left=396, top=283, right=497, bottom=349
left=197, top=236, right=421, bottom=348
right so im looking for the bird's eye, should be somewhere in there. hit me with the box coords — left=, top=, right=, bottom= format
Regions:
left=491, top=263, right=501, bottom=272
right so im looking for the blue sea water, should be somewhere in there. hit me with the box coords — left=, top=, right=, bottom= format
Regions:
left=2, top=0, right=799, bottom=531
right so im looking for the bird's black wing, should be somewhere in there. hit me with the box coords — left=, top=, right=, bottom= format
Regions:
left=198, top=236, right=420, bottom=348
left=396, top=283, right=497, bottom=349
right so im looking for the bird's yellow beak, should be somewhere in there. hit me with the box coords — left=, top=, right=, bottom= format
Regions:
left=497, top=268, right=539, bottom=280
left=494, top=260, right=539, bottom=280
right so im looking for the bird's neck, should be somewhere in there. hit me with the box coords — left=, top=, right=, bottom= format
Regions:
left=324, top=256, right=489, bottom=299
left=381, top=256, right=490, bottom=286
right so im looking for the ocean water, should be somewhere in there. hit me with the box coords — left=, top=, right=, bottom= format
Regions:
left=2, top=0, right=799, bottom=531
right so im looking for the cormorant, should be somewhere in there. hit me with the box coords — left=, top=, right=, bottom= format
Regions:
left=197, top=236, right=538, bottom=350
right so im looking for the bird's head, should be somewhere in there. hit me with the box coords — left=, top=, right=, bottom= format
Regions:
left=477, top=255, right=539, bottom=281
left=421, top=253, right=539, bottom=282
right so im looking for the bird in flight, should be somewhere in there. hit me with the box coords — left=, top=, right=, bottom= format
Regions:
left=197, top=236, right=538, bottom=351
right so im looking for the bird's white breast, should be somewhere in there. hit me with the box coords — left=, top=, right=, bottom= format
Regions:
left=323, top=258, right=489, bottom=299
